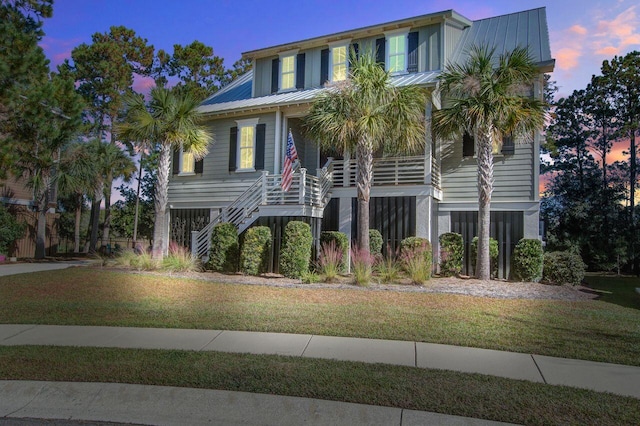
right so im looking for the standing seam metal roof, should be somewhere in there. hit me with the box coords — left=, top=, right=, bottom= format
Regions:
left=198, top=70, right=440, bottom=115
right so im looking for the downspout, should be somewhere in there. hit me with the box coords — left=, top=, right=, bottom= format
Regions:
left=274, top=106, right=282, bottom=173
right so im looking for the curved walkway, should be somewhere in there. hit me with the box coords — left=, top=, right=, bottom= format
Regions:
left=1, top=324, right=639, bottom=425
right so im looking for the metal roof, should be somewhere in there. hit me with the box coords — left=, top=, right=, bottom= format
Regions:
left=198, top=70, right=440, bottom=115
left=450, top=8, right=554, bottom=70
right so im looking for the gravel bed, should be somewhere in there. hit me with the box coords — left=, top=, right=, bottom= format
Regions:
left=124, top=268, right=598, bottom=302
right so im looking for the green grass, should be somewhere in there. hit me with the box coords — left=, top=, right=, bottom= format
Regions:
left=0, top=345, right=638, bottom=426
left=583, top=274, right=640, bottom=310
left=1, top=268, right=640, bottom=366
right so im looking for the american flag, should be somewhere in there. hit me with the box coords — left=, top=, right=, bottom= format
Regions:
left=281, top=130, right=299, bottom=192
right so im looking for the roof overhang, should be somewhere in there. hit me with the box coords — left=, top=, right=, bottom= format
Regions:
left=242, top=10, right=472, bottom=60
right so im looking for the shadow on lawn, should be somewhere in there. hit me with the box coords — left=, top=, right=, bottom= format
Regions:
left=583, top=275, right=640, bottom=310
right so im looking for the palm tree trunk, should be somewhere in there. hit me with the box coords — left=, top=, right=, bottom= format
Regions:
left=102, top=171, right=113, bottom=248
left=33, top=187, right=48, bottom=259
left=89, top=182, right=103, bottom=253
left=152, top=143, right=171, bottom=259
left=74, top=193, right=82, bottom=253
left=476, top=128, right=494, bottom=280
left=356, top=139, right=373, bottom=253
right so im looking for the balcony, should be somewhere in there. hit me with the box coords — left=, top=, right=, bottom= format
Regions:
left=332, top=155, right=441, bottom=190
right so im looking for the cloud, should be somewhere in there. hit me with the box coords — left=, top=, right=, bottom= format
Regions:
left=132, top=75, right=156, bottom=94
left=39, top=36, right=84, bottom=69
left=592, top=6, right=640, bottom=56
left=555, top=48, right=582, bottom=71
left=569, top=25, right=587, bottom=36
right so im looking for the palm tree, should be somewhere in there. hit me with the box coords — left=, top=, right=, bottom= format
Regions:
left=56, top=141, right=97, bottom=253
left=305, top=49, right=427, bottom=253
left=117, top=87, right=210, bottom=259
left=432, top=46, right=546, bottom=279
left=99, top=142, right=136, bottom=246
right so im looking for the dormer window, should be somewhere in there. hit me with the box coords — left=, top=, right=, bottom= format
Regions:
left=386, top=31, right=408, bottom=73
left=280, top=54, right=295, bottom=91
left=331, top=44, right=348, bottom=82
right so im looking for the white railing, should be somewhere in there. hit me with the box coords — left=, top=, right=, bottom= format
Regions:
left=332, top=156, right=433, bottom=187
left=192, top=160, right=334, bottom=259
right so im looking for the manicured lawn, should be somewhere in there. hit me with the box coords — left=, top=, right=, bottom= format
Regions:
left=0, top=346, right=638, bottom=426
left=1, top=268, right=639, bottom=366
left=583, top=274, right=640, bottom=310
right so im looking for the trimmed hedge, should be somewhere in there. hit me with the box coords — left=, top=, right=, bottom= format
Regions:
left=207, top=222, right=238, bottom=272
left=280, top=221, right=313, bottom=279
left=543, top=251, right=586, bottom=286
left=0, top=204, right=25, bottom=255
left=240, top=226, right=272, bottom=275
left=511, top=238, right=543, bottom=282
left=320, top=231, right=349, bottom=272
left=470, top=236, right=499, bottom=279
left=439, top=233, right=463, bottom=277
left=369, top=229, right=383, bottom=256
left=400, top=237, right=432, bottom=278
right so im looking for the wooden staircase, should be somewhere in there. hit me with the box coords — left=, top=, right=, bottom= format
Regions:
left=191, top=160, right=333, bottom=259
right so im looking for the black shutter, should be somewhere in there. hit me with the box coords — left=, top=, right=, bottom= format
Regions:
left=229, top=126, right=238, bottom=172
left=320, top=48, right=329, bottom=86
left=349, top=43, right=359, bottom=69
left=194, top=158, right=204, bottom=174
left=375, top=37, right=385, bottom=67
left=463, top=132, right=475, bottom=157
left=255, top=123, right=266, bottom=170
left=172, top=149, right=180, bottom=175
left=271, top=58, right=279, bottom=93
left=296, top=53, right=305, bottom=89
left=502, top=134, right=515, bottom=155
left=407, top=32, right=419, bottom=73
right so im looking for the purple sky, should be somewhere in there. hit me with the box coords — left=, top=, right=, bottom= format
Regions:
left=41, top=0, right=640, bottom=99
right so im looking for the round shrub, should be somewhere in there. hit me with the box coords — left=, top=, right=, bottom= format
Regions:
left=280, top=221, right=313, bottom=279
left=240, top=226, right=272, bottom=275
left=543, top=251, right=586, bottom=286
left=400, top=237, right=432, bottom=283
left=0, top=205, right=25, bottom=255
left=320, top=231, right=349, bottom=272
left=439, top=232, right=463, bottom=277
left=511, top=238, right=543, bottom=282
left=207, top=222, right=239, bottom=272
left=369, top=229, right=383, bottom=256
left=470, top=236, right=499, bottom=279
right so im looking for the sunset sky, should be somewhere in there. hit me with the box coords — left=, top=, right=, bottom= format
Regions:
left=37, top=0, right=640, bottom=195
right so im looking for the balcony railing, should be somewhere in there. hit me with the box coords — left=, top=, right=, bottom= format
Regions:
left=332, top=155, right=440, bottom=189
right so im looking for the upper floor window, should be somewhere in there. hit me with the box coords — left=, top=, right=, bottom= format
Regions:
left=331, top=45, right=348, bottom=82
left=280, top=55, right=295, bottom=91
left=387, top=33, right=407, bottom=73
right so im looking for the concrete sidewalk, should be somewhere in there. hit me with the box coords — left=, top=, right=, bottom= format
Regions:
left=0, top=261, right=93, bottom=277
left=0, top=380, right=514, bottom=426
left=1, top=324, right=639, bottom=399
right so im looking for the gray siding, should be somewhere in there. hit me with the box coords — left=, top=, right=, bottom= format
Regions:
left=419, top=24, right=441, bottom=71
left=444, top=22, right=465, bottom=64
left=289, top=118, right=319, bottom=173
left=440, top=138, right=535, bottom=202
left=168, top=112, right=277, bottom=208
left=254, top=57, right=273, bottom=97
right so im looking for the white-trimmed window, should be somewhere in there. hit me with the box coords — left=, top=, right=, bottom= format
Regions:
left=180, top=147, right=195, bottom=174
left=330, top=44, right=348, bottom=82
left=280, top=54, right=295, bottom=91
left=236, top=118, right=260, bottom=171
left=387, top=31, right=408, bottom=73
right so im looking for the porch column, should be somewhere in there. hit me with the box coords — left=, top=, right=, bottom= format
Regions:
left=415, top=195, right=431, bottom=240
left=274, top=107, right=282, bottom=173
left=424, top=100, right=432, bottom=184
left=338, top=197, right=352, bottom=272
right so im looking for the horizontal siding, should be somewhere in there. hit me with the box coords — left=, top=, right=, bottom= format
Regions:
left=440, top=138, right=534, bottom=202
left=169, top=112, right=277, bottom=208
left=1, top=177, right=33, bottom=202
